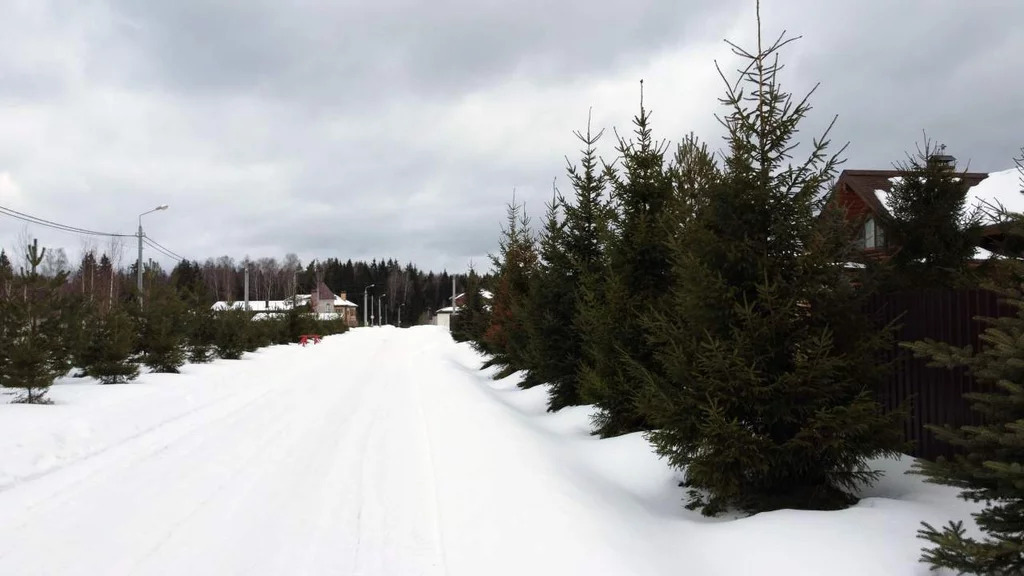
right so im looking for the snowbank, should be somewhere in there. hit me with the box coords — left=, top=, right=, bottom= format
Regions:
left=443, top=335, right=987, bottom=576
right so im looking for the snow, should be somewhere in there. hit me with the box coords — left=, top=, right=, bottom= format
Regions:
left=966, top=167, right=1024, bottom=223
left=876, top=168, right=1024, bottom=223
left=334, top=297, right=358, bottom=308
left=0, top=327, right=985, bottom=575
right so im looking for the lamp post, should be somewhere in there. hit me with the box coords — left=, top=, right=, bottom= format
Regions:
left=137, top=204, right=168, bottom=307
left=363, top=284, right=374, bottom=327
left=378, top=293, right=387, bottom=326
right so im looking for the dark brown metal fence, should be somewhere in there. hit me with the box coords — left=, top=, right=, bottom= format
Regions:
left=864, top=289, right=1015, bottom=460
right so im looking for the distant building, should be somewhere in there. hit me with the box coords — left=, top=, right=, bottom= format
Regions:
left=824, top=162, right=1024, bottom=262
left=212, top=281, right=360, bottom=327
left=432, top=289, right=493, bottom=328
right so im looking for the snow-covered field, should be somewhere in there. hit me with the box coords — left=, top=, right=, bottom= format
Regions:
left=0, top=326, right=985, bottom=575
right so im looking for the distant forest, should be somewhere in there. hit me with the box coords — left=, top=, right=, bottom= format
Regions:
left=2, top=238, right=486, bottom=325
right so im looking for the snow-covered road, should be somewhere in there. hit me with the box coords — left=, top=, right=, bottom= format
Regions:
left=0, top=326, right=986, bottom=576
left=0, top=327, right=651, bottom=575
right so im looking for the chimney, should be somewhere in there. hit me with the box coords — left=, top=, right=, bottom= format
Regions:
left=338, top=291, right=347, bottom=301
left=928, top=144, right=956, bottom=167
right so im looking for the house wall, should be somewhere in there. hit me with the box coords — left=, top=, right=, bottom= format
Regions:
left=837, top=183, right=872, bottom=221
left=834, top=183, right=890, bottom=257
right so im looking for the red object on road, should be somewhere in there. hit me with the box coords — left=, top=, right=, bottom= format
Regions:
left=299, top=334, right=322, bottom=346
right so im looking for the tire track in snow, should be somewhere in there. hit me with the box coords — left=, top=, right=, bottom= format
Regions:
left=0, top=374, right=291, bottom=552
left=409, top=350, right=451, bottom=576
left=0, top=354, right=295, bottom=497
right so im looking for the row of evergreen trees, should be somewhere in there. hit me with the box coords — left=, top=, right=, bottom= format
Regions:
left=0, top=243, right=348, bottom=405
left=454, top=12, right=1022, bottom=575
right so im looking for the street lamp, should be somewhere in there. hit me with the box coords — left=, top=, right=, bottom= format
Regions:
left=363, top=284, right=375, bottom=327
left=378, top=293, right=387, bottom=326
left=137, top=204, right=168, bottom=306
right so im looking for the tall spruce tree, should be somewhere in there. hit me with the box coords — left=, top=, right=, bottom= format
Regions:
left=578, top=83, right=676, bottom=437
left=633, top=11, right=907, bottom=515
left=883, top=141, right=984, bottom=289
left=552, top=113, right=615, bottom=412
left=521, top=186, right=577, bottom=395
left=901, top=160, right=1024, bottom=575
left=482, top=194, right=538, bottom=381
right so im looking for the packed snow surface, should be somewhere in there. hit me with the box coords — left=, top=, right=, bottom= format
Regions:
left=0, top=326, right=984, bottom=575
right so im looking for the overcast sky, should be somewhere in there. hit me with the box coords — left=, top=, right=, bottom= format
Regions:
left=1, top=0, right=1022, bottom=275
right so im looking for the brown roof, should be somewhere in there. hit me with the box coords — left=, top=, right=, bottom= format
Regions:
left=314, top=281, right=335, bottom=300
left=834, top=169, right=990, bottom=217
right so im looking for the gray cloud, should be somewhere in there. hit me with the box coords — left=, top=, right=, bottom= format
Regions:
left=101, top=0, right=742, bottom=106
left=0, top=0, right=1021, bottom=275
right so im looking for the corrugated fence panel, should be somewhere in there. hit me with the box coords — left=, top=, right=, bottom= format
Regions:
left=864, top=289, right=1013, bottom=461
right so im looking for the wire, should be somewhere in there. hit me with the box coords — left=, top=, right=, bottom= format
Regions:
left=0, top=204, right=135, bottom=237
left=143, top=235, right=184, bottom=261
left=0, top=202, right=186, bottom=262
left=143, top=237, right=184, bottom=262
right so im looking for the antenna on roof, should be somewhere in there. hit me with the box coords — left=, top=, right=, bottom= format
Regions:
left=929, top=143, right=956, bottom=166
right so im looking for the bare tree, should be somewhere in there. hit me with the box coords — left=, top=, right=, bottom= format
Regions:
left=107, top=236, right=126, bottom=306
left=215, top=256, right=235, bottom=300
left=14, top=225, right=32, bottom=273
left=41, top=247, right=70, bottom=278
left=78, top=238, right=99, bottom=298
left=203, top=258, right=220, bottom=302
left=282, top=253, right=301, bottom=299
left=258, top=257, right=279, bottom=300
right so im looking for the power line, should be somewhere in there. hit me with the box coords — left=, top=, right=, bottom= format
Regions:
left=0, top=202, right=186, bottom=264
left=144, top=235, right=184, bottom=261
left=143, top=237, right=184, bottom=262
left=142, top=238, right=175, bottom=260
left=0, top=204, right=134, bottom=237
left=0, top=202, right=190, bottom=267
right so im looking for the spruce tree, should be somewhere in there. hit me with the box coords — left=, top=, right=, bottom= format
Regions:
left=49, top=291, right=89, bottom=378
left=634, top=12, right=906, bottom=515
left=883, top=141, right=984, bottom=289
left=0, top=250, right=11, bottom=296
left=551, top=114, right=615, bottom=412
left=482, top=195, right=538, bottom=381
left=578, top=84, right=676, bottom=437
left=0, top=240, right=68, bottom=403
left=176, top=279, right=217, bottom=363
left=214, top=308, right=252, bottom=360
left=901, top=164, right=1024, bottom=575
left=84, top=304, right=140, bottom=384
left=521, top=187, right=577, bottom=394
left=139, top=280, right=187, bottom=373
left=0, top=250, right=14, bottom=387
left=451, top=265, right=490, bottom=344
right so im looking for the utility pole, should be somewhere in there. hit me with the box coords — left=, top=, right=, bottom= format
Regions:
left=451, top=274, right=456, bottom=332
left=363, top=284, right=374, bottom=327
left=137, top=204, right=168, bottom=308
left=244, top=264, right=250, bottom=311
